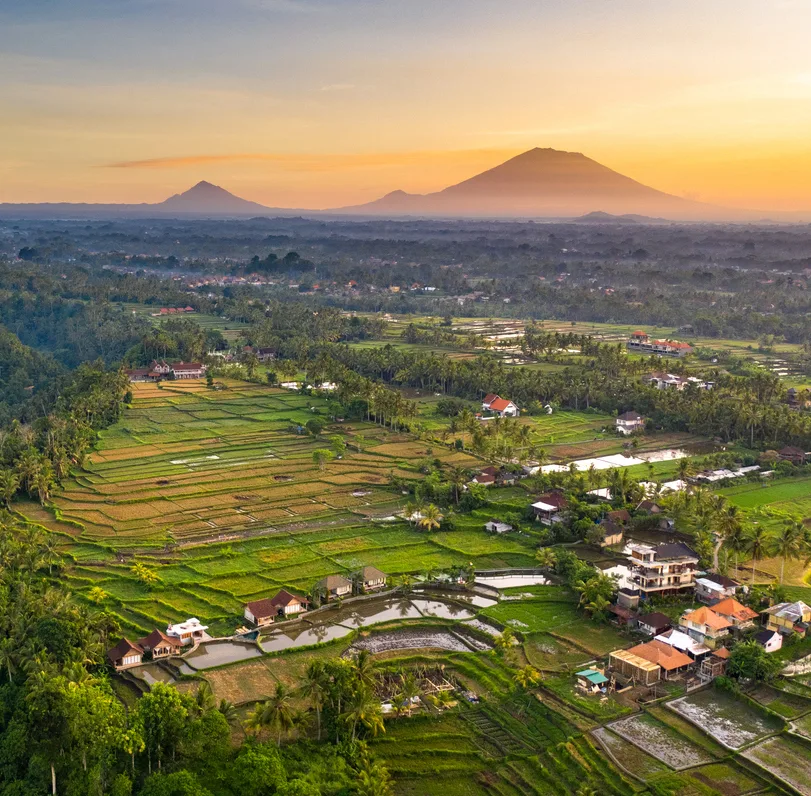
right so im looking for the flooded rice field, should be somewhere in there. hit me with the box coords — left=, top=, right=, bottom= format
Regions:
left=183, top=640, right=264, bottom=669
left=475, top=574, right=549, bottom=588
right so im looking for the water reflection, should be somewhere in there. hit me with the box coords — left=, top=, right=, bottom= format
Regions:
left=475, top=575, right=549, bottom=588
left=183, top=641, right=263, bottom=669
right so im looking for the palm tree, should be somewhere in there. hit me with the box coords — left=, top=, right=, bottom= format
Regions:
left=446, top=465, right=468, bottom=505
left=0, top=637, right=18, bottom=682
left=397, top=673, right=421, bottom=717
left=417, top=504, right=442, bottom=532
left=535, top=547, right=557, bottom=571
left=774, top=520, right=805, bottom=584
left=253, top=683, right=297, bottom=746
left=0, top=470, right=20, bottom=508
left=745, top=525, right=773, bottom=585
left=33, top=465, right=55, bottom=505
left=299, top=660, right=328, bottom=740
left=341, top=685, right=384, bottom=740
left=352, top=648, right=377, bottom=690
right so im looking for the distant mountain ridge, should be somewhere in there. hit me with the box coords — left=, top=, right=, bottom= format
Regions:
left=0, top=148, right=804, bottom=221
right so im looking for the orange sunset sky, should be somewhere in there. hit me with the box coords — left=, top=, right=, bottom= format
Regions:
left=2, top=0, right=811, bottom=211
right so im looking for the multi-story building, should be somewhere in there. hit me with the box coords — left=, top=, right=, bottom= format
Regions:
left=628, top=542, right=699, bottom=598
left=627, top=331, right=693, bottom=358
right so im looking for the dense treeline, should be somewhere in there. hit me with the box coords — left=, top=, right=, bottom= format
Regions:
left=295, top=344, right=811, bottom=449
left=0, top=519, right=393, bottom=796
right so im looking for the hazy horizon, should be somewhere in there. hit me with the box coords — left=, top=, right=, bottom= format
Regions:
left=3, top=0, right=811, bottom=212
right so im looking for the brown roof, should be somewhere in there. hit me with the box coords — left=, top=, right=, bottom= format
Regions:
left=245, top=598, right=277, bottom=618
left=317, top=574, right=352, bottom=590
left=170, top=362, right=204, bottom=370
left=475, top=474, right=496, bottom=484
left=712, top=647, right=731, bottom=659
left=638, top=612, right=672, bottom=631
left=360, top=565, right=386, bottom=582
left=270, top=589, right=307, bottom=608
left=626, top=640, right=692, bottom=671
left=138, top=629, right=181, bottom=650
left=607, top=509, right=631, bottom=524
left=107, top=637, right=143, bottom=665
left=483, top=393, right=499, bottom=404
left=539, top=491, right=568, bottom=509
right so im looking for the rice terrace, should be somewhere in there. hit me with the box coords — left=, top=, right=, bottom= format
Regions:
left=21, top=378, right=542, bottom=636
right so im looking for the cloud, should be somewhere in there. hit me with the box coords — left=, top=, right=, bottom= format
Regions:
left=105, top=148, right=520, bottom=172
left=320, top=83, right=356, bottom=92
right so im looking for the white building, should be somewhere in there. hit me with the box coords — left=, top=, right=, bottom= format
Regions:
left=166, top=618, right=209, bottom=645
left=616, top=411, right=644, bottom=435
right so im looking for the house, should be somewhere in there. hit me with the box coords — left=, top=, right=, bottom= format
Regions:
left=763, top=601, right=811, bottom=637
left=166, top=618, right=209, bottom=646
left=255, top=348, right=276, bottom=363
left=626, top=331, right=693, bottom=358
left=678, top=606, right=732, bottom=649
left=473, top=473, right=496, bottom=486
left=595, top=519, right=624, bottom=547
left=628, top=542, right=699, bottom=597
left=623, top=640, right=693, bottom=680
left=644, top=372, right=709, bottom=391
left=245, top=590, right=308, bottom=625
left=778, top=446, right=807, bottom=465
left=708, top=597, right=758, bottom=630
left=587, top=487, right=613, bottom=502
left=636, top=612, right=672, bottom=636
left=608, top=603, right=638, bottom=628
left=107, top=638, right=144, bottom=670
left=316, top=574, right=353, bottom=600
left=616, top=411, right=644, bottom=435
left=754, top=629, right=783, bottom=653
left=170, top=362, right=206, bottom=379
left=531, top=492, right=567, bottom=525
left=126, top=368, right=157, bottom=383
left=607, top=509, right=631, bottom=525
left=485, top=397, right=519, bottom=417
left=485, top=520, right=513, bottom=534
left=151, top=359, right=172, bottom=375
left=699, top=648, right=729, bottom=680
left=482, top=394, right=499, bottom=410
left=695, top=573, right=740, bottom=604
left=575, top=668, right=609, bottom=694
left=358, top=565, right=387, bottom=592
left=635, top=500, right=662, bottom=515
left=655, top=628, right=711, bottom=660
left=138, top=629, right=182, bottom=660
left=608, top=648, right=661, bottom=686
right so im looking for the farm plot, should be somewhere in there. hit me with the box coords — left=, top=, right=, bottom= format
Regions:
left=608, top=713, right=714, bottom=769
left=26, top=378, right=540, bottom=635
left=742, top=734, right=811, bottom=795
left=668, top=689, right=784, bottom=749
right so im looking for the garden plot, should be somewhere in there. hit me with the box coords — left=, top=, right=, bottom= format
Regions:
left=668, top=689, right=783, bottom=749
left=608, top=713, right=714, bottom=769
left=742, top=734, right=811, bottom=794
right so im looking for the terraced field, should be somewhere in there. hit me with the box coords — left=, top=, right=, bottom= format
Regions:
left=21, top=379, right=542, bottom=636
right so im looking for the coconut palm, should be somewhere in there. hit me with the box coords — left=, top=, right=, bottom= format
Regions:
left=774, top=520, right=806, bottom=584
left=417, top=504, right=443, bottom=532
left=535, top=547, right=557, bottom=571
left=0, top=470, right=20, bottom=508
left=299, top=660, right=328, bottom=740
left=352, top=648, right=377, bottom=690
left=396, top=673, right=421, bottom=717
left=341, top=685, right=384, bottom=740
left=745, top=525, right=774, bottom=585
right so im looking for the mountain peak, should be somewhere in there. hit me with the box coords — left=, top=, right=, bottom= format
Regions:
left=159, top=181, right=268, bottom=214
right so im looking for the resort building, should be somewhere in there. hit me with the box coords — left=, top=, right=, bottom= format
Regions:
left=627, top=331, right=692, bottom=358
left=484, top=520, right=513, bottom=534
left=694, top=573, right=740, bottom=604
left=358, top=566, right=387, bottom=592
left=482, top=394, right=519, bottom=417
left=531, top=492, right=567, bottom=525
left=107, top=638, right=144, bottom=670
left=166, top=618, right=209, bottom=646
left=138, top=629, right=183, bottom=660
left=678, top=606, right=732, bottom=649
left=628, top=542, right=699, bottom=598
left=245, top=590, right=308, bottom=625
left=316, top=574, right=353, bottom=600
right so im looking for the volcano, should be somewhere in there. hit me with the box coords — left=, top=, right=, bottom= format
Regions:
left=337, top=148, right=715, bottom=220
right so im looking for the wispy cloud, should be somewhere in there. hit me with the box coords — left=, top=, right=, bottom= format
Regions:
left=106, top=148, right=519, bottom=172
left=320, top=83, right=355, bottom=92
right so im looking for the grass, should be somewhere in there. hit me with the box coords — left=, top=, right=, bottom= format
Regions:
left=742, top=734, right=811, bottom=794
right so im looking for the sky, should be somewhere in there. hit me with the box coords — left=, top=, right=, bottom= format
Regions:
left=2, top=0, right=811, bottom=210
